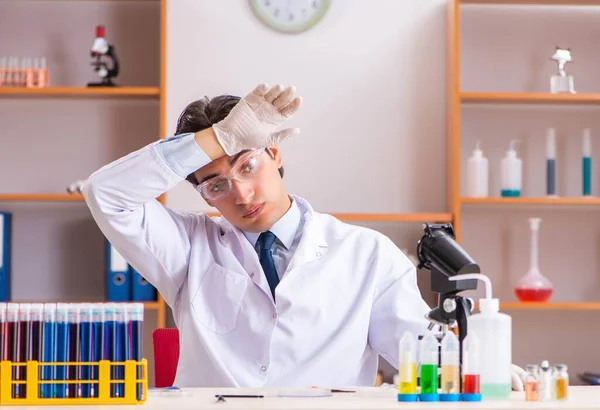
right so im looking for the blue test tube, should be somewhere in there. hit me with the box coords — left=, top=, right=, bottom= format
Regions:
left=91, top=303, right=105, bottom=398
left=41, top=303, right=56, bottom=398
left=67, top=304, right=81, bottom=398
left=79, top=304, right=93, bottom=398
left=116, top=304, right=128, bottom=398
left=127, top=303, right=144, bottom=400
left=55, top=303, right=69, bottom=398
left=104, top=303, right=120, bottom=398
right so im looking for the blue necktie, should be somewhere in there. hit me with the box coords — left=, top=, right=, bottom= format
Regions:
left=258, top=231, right=279, bottom=299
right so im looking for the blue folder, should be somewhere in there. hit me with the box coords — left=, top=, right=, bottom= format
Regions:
left=130, top=267, right=157, bottom=302
left=0, top=212, right=11, bottom=302
left=105, top=240, right=130, bottom=302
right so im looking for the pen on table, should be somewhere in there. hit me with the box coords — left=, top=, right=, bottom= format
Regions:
left=215, top=394, right=265, bottom=398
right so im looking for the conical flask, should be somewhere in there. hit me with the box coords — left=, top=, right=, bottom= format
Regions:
left=514, top=218, right=553, bottom=302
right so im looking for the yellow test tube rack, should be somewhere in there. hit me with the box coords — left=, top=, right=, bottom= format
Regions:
left=0, top=359, right=148, bottom=405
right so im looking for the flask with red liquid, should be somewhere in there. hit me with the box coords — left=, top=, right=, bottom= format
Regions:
left=515, top=218, right=553, bottom=302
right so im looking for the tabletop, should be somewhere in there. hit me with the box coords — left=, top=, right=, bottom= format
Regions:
left=3, top=386, right=600, bottom=409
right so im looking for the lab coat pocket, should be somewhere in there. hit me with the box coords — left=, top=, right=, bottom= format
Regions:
left=192, top=263, right=248, bottom=334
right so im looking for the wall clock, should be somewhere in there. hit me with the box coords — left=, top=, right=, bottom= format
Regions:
left=249, top=0, right=332, bottom=34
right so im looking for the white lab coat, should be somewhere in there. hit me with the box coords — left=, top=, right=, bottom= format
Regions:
left=83, top=140, right=432, bottom=388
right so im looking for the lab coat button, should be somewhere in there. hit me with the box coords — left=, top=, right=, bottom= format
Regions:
left=272, top=313, right=278, bottom=319
left=261, top=366, right=267, bottom=372
left=250, top=272, right=255, bottom=278
left=316, top=252, right=322, bottom=257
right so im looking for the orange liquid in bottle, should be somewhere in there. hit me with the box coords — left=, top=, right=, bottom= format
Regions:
left=556, top=378, right=568, bottom=400
left=525, top=381, right=539, bottom=401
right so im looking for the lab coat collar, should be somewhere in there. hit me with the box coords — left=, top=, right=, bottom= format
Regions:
left=218, top=194, right=329, bottom=271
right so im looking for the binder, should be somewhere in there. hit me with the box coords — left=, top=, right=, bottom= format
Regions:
left=130, top=268, right=157, bottom=302
left=0, top=212, right=11, bottom=302
left=105, top=240, right=130, bottom=301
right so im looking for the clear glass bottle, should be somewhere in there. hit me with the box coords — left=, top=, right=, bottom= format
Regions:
left=515, top=218, right=553, bottom=302
left=525, top=364, right=539, bottom=402
left=554, top=364, right=569, bottom=401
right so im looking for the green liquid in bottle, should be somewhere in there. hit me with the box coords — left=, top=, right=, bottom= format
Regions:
left=419, top=364, right=438, bottom=394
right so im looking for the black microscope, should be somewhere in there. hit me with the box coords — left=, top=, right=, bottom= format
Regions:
left=87, top=25, right=120, bottom=87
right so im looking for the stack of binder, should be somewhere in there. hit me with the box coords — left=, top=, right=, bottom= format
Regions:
left=105, top=240, right=157, bottom=302
left=0, top=212, right=10, bottom=302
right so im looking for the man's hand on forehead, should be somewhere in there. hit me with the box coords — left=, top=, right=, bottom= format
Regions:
left=212, top=83, right=303, bottom=156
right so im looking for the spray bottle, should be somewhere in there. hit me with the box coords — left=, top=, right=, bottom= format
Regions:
left=501, top=140, right=522, bottom=197
left=449, top=273, right=512, bottom=400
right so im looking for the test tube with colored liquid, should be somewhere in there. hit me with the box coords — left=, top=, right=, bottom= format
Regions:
left=17, top=303, right=31, bottom=398
left=91, top=303, right=105, bottom=398
left=461, top=332, right=481, bottom=401
left=127, top=303, right=144, bottom=401
left=6, top=303, right=19, bottom=398
left=0, top=303, right=7, bottom=363
left=440, top=331, right=460, bottom=402
left=418, top=331, right=439, bottom=402
left=41, top=303, right=56, bottom=398
left=104, top=303, right=120, bottom=398
left=30, top=304, right=44, bottom=397
left=67, top=304, right=81, bottom=398
left=79, top=303, right=93, bottom=398
left=397, top=331, right=417, bottom=402
left=55, top=303, right=70, bottom=398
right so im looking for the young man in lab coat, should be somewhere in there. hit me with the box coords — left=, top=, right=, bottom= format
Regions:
left=83, top=84, right=525, bottom=389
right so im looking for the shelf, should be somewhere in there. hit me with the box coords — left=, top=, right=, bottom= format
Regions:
left=0, top=194, right=84, bottom=202
left=0, top=87, right=160, bottom=98
left=460, top=92, right=600, bottom=105
left=461, top=197, right=600, bottom=206
left=500, top=302, right=600, bottom=310
left=461, top=0, right=600, bottom=5
left=207, top=212, right=454, bottom=223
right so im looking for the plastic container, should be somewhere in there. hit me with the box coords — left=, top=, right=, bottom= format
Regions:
left=440, top=332, right=460, bottom=402
left=583, top=129, right=592, bottom=197
left=466, top=141, right=489, bottom=197
left=418, top=331, right=439, bottom=402
left=500, top=139, right=522, bottom=197
left=546, top=128, right=557, bottom=197
left=461, top=332, right=482, bottom=402
left=515, top=218, right=553, bottom=302
left=397, top=331, right=418, bottom=402
left=449, top=274, right=512, bottom=400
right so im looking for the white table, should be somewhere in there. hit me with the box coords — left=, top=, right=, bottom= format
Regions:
left=142, top=386, right=600, bottom=410
left=5, top=386, right=600, bottom=409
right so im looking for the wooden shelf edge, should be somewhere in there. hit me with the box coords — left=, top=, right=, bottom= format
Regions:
left=461, top=0, right=600, bottom=5
left=461, top=196, right=600, bottom=206
left=461, top=92, right=600, bottom=105
left=0, top=194, right=84, bottom=202
left=0, top=87, right=160, bottom=97
left=500, top=302, right=600, bottom=310
left=204, top=212, right=453, bottom=223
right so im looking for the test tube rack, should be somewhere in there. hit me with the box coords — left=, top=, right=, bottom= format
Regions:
left=0, top=359, right=148, bottom=405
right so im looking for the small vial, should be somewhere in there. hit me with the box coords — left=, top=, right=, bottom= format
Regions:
left=461, top=332, right=482, bottom=401
left=554, top=364, right=569, bottom=401
left=397, top=331, right=417, bottom=402
left=525, top=364, right=539, bottom=401
left=440, top=331, right=460, bottom=401
left=538, top=360, right=552, bottom=401
left=418, top=331, right=439, bottom=402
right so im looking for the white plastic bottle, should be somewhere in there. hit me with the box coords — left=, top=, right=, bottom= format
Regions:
left=500, top=139, right=522, bottom=197
left=448, top=274, right=512, bottom=400
left=466, top=141, right=489, bottom=197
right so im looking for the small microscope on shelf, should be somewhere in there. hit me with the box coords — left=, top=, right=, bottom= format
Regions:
left=87, top=25, right=120, bottom=87
left=416, top=223, right=480, bottom=358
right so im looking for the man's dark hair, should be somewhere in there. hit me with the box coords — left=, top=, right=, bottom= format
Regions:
left=174, top=95, right=284, bottom=186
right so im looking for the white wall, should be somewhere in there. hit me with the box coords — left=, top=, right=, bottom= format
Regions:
left=165, top=0, right=448, bottom=214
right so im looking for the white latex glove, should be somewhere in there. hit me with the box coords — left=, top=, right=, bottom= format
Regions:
left=212, top=83, right=303, bottom=155
left=511, top=364, right=527, bottom=391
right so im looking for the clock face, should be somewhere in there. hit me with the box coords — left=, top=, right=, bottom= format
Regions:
left=249, top=0, right=331, bottom=34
